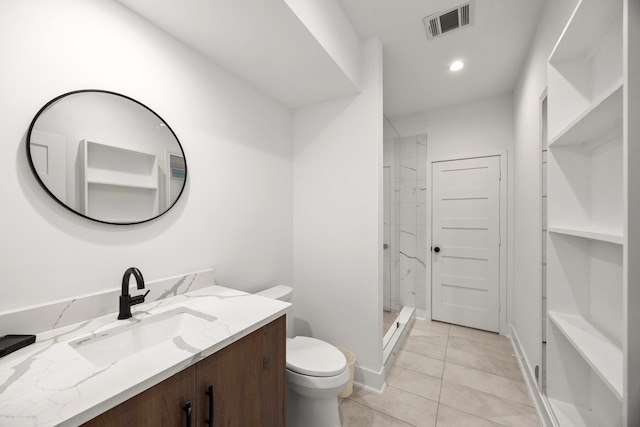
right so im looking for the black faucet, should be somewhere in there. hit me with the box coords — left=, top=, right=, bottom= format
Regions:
left=118, top=267, right=150, bottom=320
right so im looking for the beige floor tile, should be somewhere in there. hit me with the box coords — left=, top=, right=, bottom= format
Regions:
left=443, top=363, right=532, bottom=406
left=449, top=325, right=513, bottom=350
left=394, top=349, right=445, bottom=379
left=386, top=365, right=442, bottom=402
left=410, top=328, right=449, bottom=347
left=440, top=381, right=539, bottom=427
left=349, top=385, right=438, bottom=427
left=447, top=336, right=515, bottom=363
left=402, top=336, right=447, bottom=360
left=340, top=399, right=414, bottom=427
left=446, top=347, right=524, bottom=382
left=436, top=404, right=503, bottom=427
left=413, top=319, right=451, bottom=335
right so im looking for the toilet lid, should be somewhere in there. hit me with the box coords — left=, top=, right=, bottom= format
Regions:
left=286, top=336, right=347, bottom=377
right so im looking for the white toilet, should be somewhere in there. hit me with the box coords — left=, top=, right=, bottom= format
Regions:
left=256, top=285, right=350, bottom=427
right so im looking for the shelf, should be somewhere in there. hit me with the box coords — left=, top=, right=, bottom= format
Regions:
left=547, top=134, right=623, bottom=235
left=547, top=0, right=623, bottom=142
left=548, top=83, right=622, bottom=148
left=86, top=184, right=157, bottom=223
left=549, top=0, right=622, bottom=62
left=87, top=166, right=158, bottom=186
left=80, top=140, right=160, bottom=221
left=87, top=180, right=158, bottom=191
left=546, top=0, right=628, bottom=424
left=86, top=140, right=157, bottom=174
left=548, top=311, right=622, bottom=399
left=548, top=226, right=623, bottom=244
left=547, top=398, right=597, bottom=427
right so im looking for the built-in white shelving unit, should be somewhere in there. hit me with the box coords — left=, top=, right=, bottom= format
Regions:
left=546, top=0, right=639, bottom=425
left=547, top=226, right=623, bottom=245
left=79, top=140, right=158, bottom=223
left=548, top=311, right=623, bottom=399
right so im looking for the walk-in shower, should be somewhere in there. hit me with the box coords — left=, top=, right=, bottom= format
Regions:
left=382, top=124, right=427, bottom=360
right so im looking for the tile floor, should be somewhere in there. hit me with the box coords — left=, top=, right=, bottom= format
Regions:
left=339, top=319, right=540, bottom=427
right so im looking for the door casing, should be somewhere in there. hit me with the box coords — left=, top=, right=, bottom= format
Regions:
left=424, top=150, right=508, bottom=336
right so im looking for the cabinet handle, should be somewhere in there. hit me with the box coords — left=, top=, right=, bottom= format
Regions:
left=206, top=385, right=214, bottom=426
left=183, top=401, right=192, bottom=427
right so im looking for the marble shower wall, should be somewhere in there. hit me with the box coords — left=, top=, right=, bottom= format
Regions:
left=384, top=134, right=427, bottom=312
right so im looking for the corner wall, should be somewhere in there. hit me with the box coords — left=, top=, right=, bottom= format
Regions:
left=512, top=0, right=577, bottom=384
left=292, top=38, right=384, bottom=387
left=283, top=0, right=361, bottom=88
left=0, top=0, right=293, bottom=311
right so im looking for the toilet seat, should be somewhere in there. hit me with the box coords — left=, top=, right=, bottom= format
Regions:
left=286, top=336, right=347, bottom=377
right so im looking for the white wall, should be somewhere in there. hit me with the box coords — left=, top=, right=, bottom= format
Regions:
left=0, top=0, right=293, bottom=311
left=512, top=0, right=577, bottom=382
left=292, top=38, right=383, bottom=385
left=394, top=94, right=514, bottom=160
left=284, top=0, right=361, bottom=89
left=387, top=93, right=515, bottom=321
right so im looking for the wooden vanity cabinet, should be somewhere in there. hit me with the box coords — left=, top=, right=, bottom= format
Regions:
left=82, top=316, right=285, bottom=427
left=197, top=314, right=286, bottom=426
left=81, top=364, right=195, bottom=426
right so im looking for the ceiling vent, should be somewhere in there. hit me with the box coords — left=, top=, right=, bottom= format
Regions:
left=424, top=2, right=474, bottom=40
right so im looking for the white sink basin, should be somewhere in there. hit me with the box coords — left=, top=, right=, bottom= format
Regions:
left=69, top=306, right=217, bottom=367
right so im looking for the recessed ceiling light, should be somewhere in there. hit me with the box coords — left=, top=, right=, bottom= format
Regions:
left=449, top=61, right=464, bottom=71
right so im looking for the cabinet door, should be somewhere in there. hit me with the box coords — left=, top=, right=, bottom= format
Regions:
left=82, top=365, right=196, bottom=427
left=196, top=316, right=286, bottom=427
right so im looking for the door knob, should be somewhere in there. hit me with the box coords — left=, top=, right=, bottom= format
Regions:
left=383, top=243, right=389, bottom=249
left=433, top=246, right=440, bottom=253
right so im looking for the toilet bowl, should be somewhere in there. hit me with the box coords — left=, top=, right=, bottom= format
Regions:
left=256, top=286, right=349, bottom=427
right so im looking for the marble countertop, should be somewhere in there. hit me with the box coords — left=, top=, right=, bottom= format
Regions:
left=0, top=285, right=290, bottom=427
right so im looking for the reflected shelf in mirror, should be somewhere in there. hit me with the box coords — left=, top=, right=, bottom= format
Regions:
left=26, top=90, right=187, bottom=225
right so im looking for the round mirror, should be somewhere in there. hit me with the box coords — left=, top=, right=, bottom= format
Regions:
left=27, top=90, right=187, bottom=225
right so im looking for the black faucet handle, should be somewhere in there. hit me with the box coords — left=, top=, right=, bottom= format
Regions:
left=130, top=290, right=150, bottom=306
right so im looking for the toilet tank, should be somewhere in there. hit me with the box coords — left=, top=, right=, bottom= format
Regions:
left=256, top=285, right=293, bottom=302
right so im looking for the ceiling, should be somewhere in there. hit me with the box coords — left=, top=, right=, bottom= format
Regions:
left=115, top=0, right=360, bottom=109
left=337, top=0, right=547, bottom=117
left=116, top=0, right=547, bottom=119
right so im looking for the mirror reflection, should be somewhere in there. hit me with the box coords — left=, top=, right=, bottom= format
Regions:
left=27, top=90, right=187, bottom=224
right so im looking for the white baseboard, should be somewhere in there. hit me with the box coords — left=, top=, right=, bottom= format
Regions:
left=510, top=326, right=557, bottom=427
left=353, top=363, right=385, bottom=393
left=383, top=307, right=415, bottom=362
left=353, top=307, right=415, bottom=394
left=414, top=308, right=428, bottom=320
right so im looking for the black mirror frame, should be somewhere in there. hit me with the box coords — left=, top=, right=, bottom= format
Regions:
left=26, top=89, right=188, bottom=225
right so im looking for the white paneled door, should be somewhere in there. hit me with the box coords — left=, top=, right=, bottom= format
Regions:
left=431, top=156, right=500, bottom=332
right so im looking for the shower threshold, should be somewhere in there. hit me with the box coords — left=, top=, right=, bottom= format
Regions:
left=382, top=306, right=415, bottom=364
